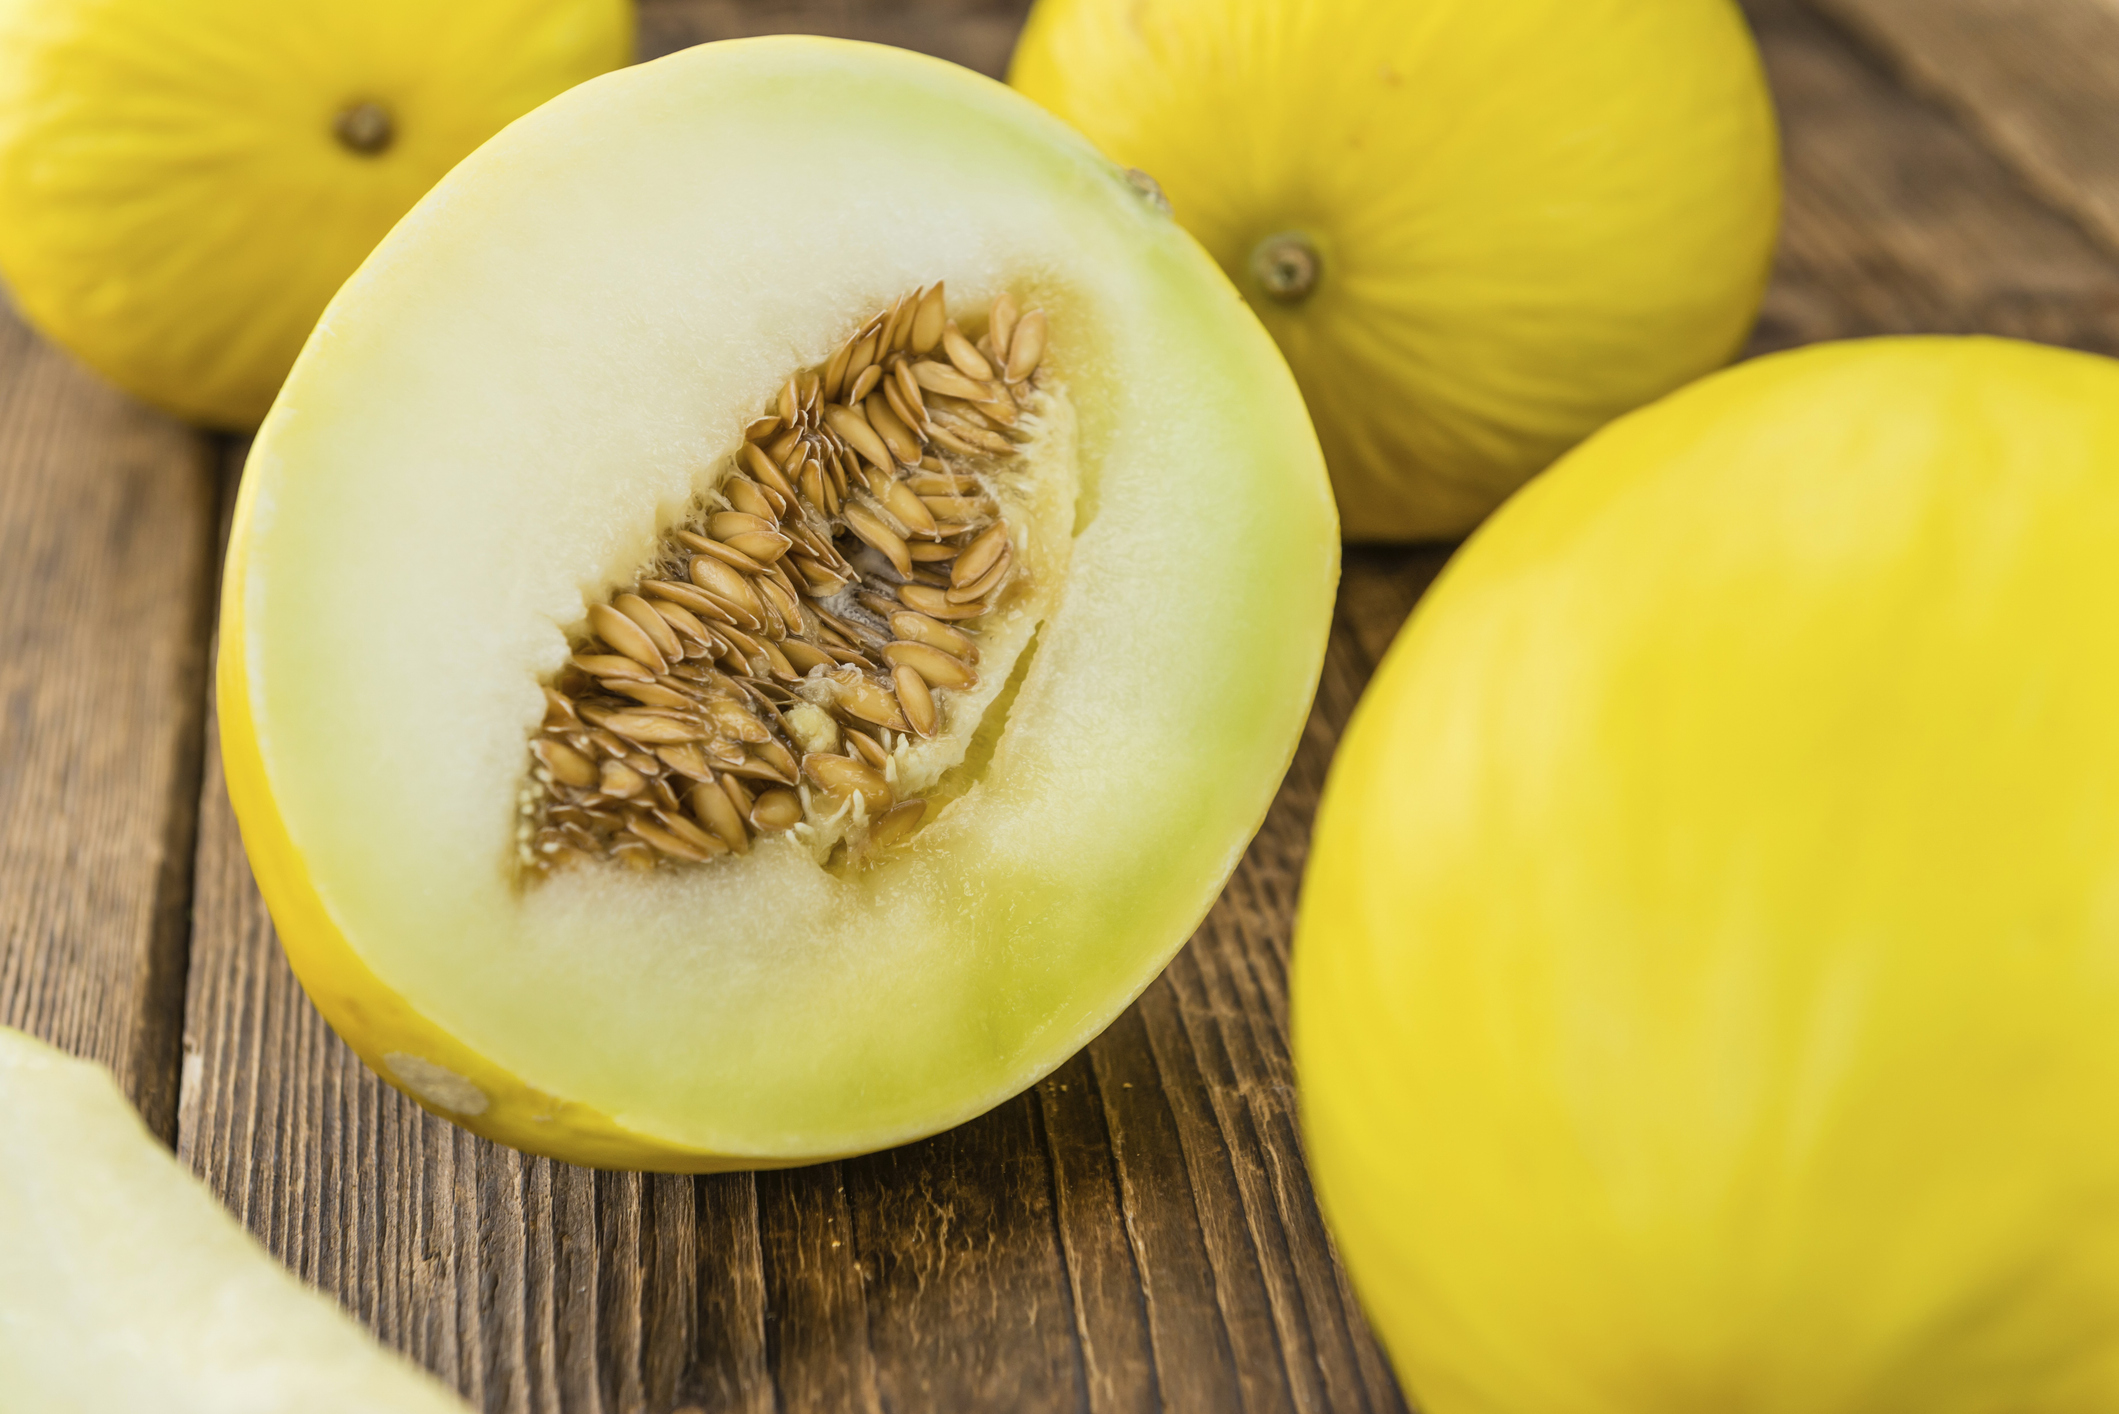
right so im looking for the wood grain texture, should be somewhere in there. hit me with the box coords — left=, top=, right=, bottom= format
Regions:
left=0, top=295, right=220, bottom=1141
left=1802, top=0, right=2119, bottom=264
left=635, top=0, right=1033, bottom=78
left=1748, top=0, right=2119, bottom=358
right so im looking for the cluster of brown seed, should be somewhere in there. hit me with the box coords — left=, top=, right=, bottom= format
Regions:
left=522, top=285, right=1048, bottom=873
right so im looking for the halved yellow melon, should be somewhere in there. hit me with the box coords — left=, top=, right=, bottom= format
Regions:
left=220, top=38, right=1335, bottom=1170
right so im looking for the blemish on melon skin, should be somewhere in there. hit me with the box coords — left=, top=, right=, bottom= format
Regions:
left=385, top=1052, right=490, bottom=1116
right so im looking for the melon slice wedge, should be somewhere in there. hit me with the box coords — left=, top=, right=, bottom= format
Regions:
left=0, top=1026, right=467, bottom=1413
left=219, top=37, right=1335, bottom=1169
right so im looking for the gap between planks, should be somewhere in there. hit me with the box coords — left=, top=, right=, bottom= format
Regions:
left=0, top=294, right=224, bottom=1144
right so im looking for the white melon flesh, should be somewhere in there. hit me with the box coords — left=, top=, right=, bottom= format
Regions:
left=0, top=1026, right=467, bottom=1413
left=222, top=37, right=1335, bottom=1166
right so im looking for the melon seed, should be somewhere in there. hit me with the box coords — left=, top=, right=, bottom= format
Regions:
left=522, top=285, right=1047, bottom=875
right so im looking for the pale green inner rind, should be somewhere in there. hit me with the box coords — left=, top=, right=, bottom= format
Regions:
left=238, top=39, right=1334, bottom=1157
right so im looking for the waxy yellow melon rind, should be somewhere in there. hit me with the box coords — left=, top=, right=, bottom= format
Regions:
left=221, top=37, right=1335, bottom=1169
left=1295, top=337, right=2119, bottom=1408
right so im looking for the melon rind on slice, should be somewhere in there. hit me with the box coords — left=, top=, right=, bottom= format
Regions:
left=0, top=1026, right=468, bottom=1413
left=220, top=37, right=1335, bottom=1169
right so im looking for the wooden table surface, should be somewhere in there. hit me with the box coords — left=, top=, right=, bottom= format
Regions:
left=5, top=0, right=2118, bottom=1409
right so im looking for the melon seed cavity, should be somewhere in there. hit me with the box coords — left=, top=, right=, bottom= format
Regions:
left=519, top=285, right=1050, bottom=874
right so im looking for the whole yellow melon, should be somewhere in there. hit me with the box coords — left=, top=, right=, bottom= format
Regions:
left=0, top=0, right=631, bottom=428
left=1011, top=0, right=1781, bottom=541
left=1296, top=337, right=2119, bottom=1409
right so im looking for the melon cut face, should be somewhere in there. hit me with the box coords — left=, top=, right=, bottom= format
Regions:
left=220, top=38, right=1335, bottom=1170
left=0, top=1026, right=468, bottom=1413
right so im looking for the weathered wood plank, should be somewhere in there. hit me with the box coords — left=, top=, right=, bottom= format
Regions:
left=753, top=1163, right=884, bottom=1412
left=1116, top=553, right=1436, bottom=1414
left=0, top=296, right=220, bottom=1141
left=684, top=1174, right=776, bottom=1414
left=1083, top=1007, right=1252, bottom=1413
left=1799, top=0, right=2119, bottom=264
left=1036, top=1054, right=1161, bottom=1412
left=635, top=0, right=1032, bottom=78
left=839, top=1102, right=1085, bottom=1411
left=1745, top=0, right=2119, bottom=357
